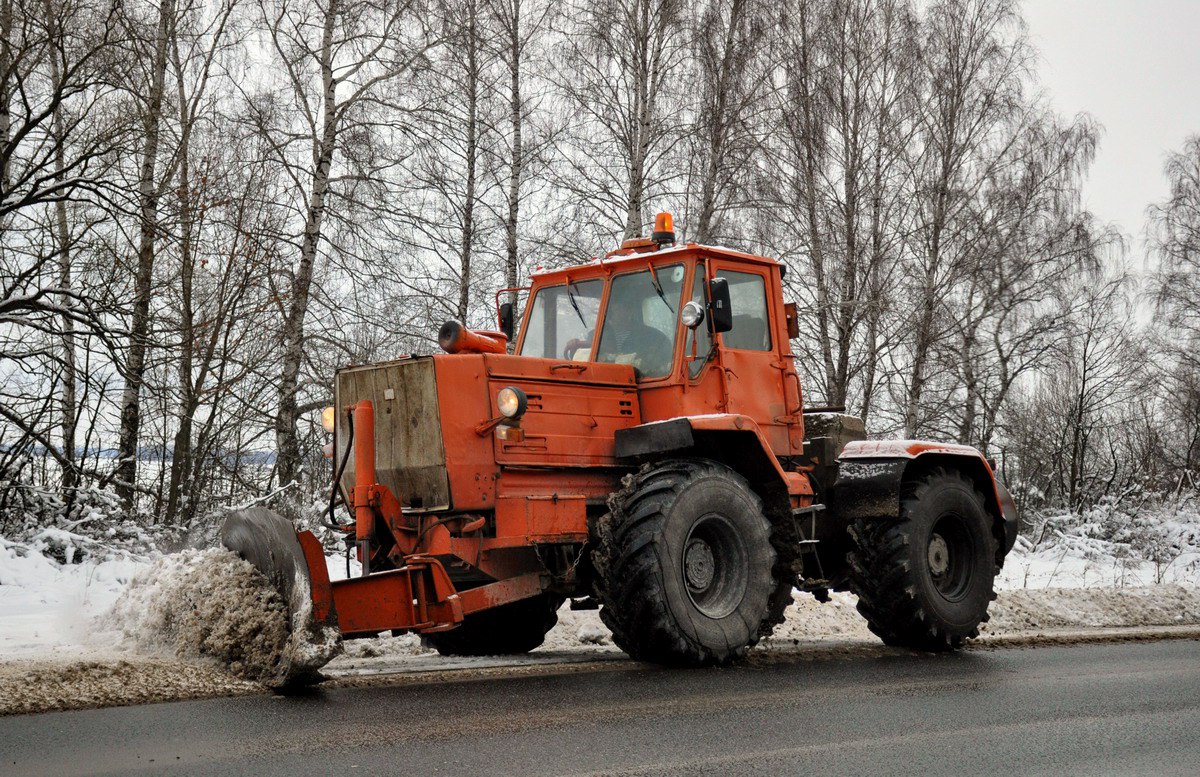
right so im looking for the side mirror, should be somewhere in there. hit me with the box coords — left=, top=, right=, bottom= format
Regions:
left=708, top=277, right=733, bottom=333
left=498, top=302, right=515, bottom=342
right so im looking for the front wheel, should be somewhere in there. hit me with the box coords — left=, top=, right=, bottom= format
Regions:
left=846, top=467, right=998, bottom=651
left=592, top=459, right=778, bottom=666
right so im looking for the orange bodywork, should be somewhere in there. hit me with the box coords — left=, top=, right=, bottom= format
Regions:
left=312, top=242, right=820, bottom=638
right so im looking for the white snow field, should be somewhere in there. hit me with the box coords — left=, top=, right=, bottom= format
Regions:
left=2, top=506, right=1199, bottom=714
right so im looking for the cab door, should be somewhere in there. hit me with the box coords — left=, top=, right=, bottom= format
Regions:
left=709, top=262, right=801, bottom=455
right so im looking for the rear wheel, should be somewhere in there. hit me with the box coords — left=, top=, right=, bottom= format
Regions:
left=592, top=459, right=777, bottom=666
left=424, top=593, right=564, bottom=656
left=846, top=467, right=998, bottom=650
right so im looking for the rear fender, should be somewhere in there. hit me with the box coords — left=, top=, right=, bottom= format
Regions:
left=833, top=441, right=1018, bottom=563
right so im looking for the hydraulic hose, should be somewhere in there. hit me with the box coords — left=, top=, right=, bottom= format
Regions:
left=325, top=408, right=355, bottom=532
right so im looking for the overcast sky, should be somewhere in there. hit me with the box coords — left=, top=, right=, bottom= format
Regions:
left=1021, top=0, right=1200, bottom=259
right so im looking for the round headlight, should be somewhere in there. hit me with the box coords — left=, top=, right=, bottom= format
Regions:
left=681, top=300, right=705, bottom=329
left=497, top=386, right=528, bottom=419
left=320, top=405, right=336, bottom=433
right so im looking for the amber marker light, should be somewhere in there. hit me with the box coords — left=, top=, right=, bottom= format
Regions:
left=652, top=212, right=676, bottom=246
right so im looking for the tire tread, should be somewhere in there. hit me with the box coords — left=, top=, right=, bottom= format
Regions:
left=592, top=459, right=778, bottom=666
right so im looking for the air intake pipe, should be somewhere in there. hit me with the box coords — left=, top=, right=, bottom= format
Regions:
left=438, top=320, right=508, bottom=354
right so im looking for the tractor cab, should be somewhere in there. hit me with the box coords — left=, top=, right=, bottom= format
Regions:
left=508, top=226, right=805, bottom=455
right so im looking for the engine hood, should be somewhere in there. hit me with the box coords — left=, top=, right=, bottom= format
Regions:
left=334, top=354, right=640, bottom=514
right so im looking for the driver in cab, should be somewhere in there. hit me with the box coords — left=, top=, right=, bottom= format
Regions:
left=594, top=285, right=673, bottom=378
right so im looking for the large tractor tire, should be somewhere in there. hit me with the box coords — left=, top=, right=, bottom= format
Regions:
left=424, top=593, right=564, bottom=657
left=592, top=459, right=778, bottom=666
left=846, top=467, right=998, bottom=651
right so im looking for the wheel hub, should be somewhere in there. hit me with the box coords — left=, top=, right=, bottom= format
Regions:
left=928, top=534, right=950, bottom=577
left=684, top=538, right=716, bottom=591
left=680, top=513, right=749, bottom=619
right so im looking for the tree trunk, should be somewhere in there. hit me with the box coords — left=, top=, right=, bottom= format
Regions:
left=458, top=0, right=479, bottom=323
left=503, top=0, right=522, bottom=299
left=904, top=148, right=951, bottom=437
left=695, top=0, right=743, bottom=243
left=165, top=41, right=196, bottom=527
left=792, top=7, right=837, bottom=404
left=860, top=131, right=890, bottom=426
left=274, top=0, right=339, bottom=490
left=0, top=0, right=12, bottom=195
left=958, top=321, right=979, bottom=445
left=115, top=0, right=176, bottom=507
left=623, top=0, right=654, bottom=240
left=625, top=107, right=649, bottom=240
left=46, top=0, right=77, bottom=501
left=55, top=182, right=76, bottom=496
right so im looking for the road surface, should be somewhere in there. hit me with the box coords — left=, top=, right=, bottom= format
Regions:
left=3, top=639, right=1198, bottom=776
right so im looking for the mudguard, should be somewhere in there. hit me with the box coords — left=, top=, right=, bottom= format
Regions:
left=221, top=508, right=342, bottom=686
left=832, top=441, right=1019, bottom=558
left=614, top=414, right=810, bottom=497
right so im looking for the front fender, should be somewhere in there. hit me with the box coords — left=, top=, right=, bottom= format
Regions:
left=614, top=414, right=810, bottom=499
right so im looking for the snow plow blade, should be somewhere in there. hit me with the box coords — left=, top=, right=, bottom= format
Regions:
left=220, top=507, right=342, bottom=687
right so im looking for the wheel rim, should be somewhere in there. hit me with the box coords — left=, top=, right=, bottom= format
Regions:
left=682, top=513, right=748, bottom=619
left=927, top=513, right=975, bottom=602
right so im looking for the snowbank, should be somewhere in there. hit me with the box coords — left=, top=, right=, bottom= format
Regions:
left=0, top=657, right=259, bottom=716
left=0, top=535, right=147, bottom=658
left=987, top=585, right=1200, bottom=632
left=999, top=534, right=1200, bottom=589
left=328, top=584, right=1200, bottom=670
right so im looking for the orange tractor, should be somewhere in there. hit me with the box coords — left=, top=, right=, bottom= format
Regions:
left=223, top=213, right=1018, bottom=683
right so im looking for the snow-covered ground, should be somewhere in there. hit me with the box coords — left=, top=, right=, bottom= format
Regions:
left=5, top=525, right=1196, bottom=665
left=3, top=508, right=1200, bottom=715
left=999, top=534, right=1200, bottom=589
left=0, top=533, right=145, bottom=659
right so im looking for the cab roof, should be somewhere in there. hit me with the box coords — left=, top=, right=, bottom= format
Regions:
left=528, top=243, right=781, bottom=285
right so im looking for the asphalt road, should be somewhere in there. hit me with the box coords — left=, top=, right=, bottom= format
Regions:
left=3, top=639, right=1199, bottom=776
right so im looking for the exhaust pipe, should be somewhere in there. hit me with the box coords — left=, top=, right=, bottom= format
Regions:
left=438, top=320, right=508, bottom=354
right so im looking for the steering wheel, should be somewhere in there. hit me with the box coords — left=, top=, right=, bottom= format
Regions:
left=563, top=330, right=593, bottom=360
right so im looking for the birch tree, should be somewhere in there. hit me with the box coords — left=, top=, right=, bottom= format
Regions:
left=248, top=0, right=439, bottom=491
left=114, top=0, right=179, bottom=506
left=0, top=0, right=128, bottom=495
left=685, top=0, right=772, bottom=243
left=160, top=0, right=240, bottom=525
left=1149, top=135, right=1200, bottom=478
left=766, top=0, right=917, bottom=416
left=486, top=0, right=554, bottom=297
left=404, top=0, right=502, bottom=326
left=899, top=0, right=1030, bottom=437
left=943, top=114, right=1110, bottom=450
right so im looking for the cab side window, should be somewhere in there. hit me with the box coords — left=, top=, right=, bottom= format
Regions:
left=716, top=270, right=771, bottom=351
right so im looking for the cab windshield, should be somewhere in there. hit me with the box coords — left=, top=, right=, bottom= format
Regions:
left=594, top=264, right=686, bottom=379
left=519, top=279, right=603, bottom=360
